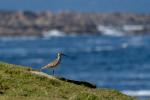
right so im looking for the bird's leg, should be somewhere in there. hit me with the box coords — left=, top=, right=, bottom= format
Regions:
left=39, top=69, right=42, bottom=72
left=53, top=69, right=54, bottom=75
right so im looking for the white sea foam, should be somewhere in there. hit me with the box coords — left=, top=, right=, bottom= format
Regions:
left=97, top=25, right=124, bottom=36
left=122, top=90, right=150, bottom=97
left=123, top=25, right=144, bottom=32
left=42, top=29, right=65, bottom=38
left=97, top=24, right=146, bottom=36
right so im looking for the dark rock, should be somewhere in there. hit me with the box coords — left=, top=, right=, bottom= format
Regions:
left=56, top=76, right=97, bottom=88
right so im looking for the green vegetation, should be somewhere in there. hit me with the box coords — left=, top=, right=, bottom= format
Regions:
left=0, top=62, right=134, bottom=100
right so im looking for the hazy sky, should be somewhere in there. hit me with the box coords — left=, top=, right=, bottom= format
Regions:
left=0, top=0, right=149, bottom=13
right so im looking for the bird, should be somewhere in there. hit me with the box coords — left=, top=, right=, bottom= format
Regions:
left=40, top=52, right=69, bottom=75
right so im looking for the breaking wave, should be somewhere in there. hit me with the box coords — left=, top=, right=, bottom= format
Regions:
left=122, top=90, right=150, bottom=97
left=97, top=24, right=146, bottom=36
left=42, top=29, right=66, bottom=38
left=97, top=25, right=125, bottom=36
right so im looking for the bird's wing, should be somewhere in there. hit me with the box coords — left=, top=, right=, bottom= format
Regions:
left=41, top=59, right=59, bottom=70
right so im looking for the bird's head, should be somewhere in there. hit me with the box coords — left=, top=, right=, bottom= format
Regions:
left=57, top=52, right=72, bottom=58
left=57, top=52, right=64, bottom=56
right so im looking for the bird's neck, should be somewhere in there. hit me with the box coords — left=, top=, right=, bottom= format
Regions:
left=57, top=55, right=61, bottom=61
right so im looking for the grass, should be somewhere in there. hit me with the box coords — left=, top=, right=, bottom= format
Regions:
left=0, top=62, right=135, bottom=100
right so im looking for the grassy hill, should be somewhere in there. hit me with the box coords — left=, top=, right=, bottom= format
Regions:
left=0, top=62, right=135, bottom=100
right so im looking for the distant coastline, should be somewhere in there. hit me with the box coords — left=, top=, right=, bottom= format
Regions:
left=0, top=11, right=150, bottom=37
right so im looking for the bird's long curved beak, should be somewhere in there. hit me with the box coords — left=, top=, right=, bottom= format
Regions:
left=61, top=53, right=69, bottom=57
left=61, top=53, right=74, bottom=59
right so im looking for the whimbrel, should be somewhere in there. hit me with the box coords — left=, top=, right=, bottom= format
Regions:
left=40, top=52, right=69, bottom=75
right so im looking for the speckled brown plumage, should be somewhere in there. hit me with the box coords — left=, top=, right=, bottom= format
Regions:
left=40, top=52, right=62, bottom=75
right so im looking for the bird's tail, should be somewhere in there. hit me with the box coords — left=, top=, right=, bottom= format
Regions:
left=39, top=65, right=48, bottom=71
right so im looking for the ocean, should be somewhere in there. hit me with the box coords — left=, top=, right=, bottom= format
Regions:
left=0, top=0, right=150, bottom=13
left=0, top=34, right=150, bottom=99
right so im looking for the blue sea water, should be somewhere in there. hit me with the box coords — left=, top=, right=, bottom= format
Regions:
left=1, top=35, right=150, bottom=99
left=0, top=0, right=150, bottom=13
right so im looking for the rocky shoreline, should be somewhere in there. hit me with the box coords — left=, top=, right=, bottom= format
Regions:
left=0, top=10, right=150, bottom=36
